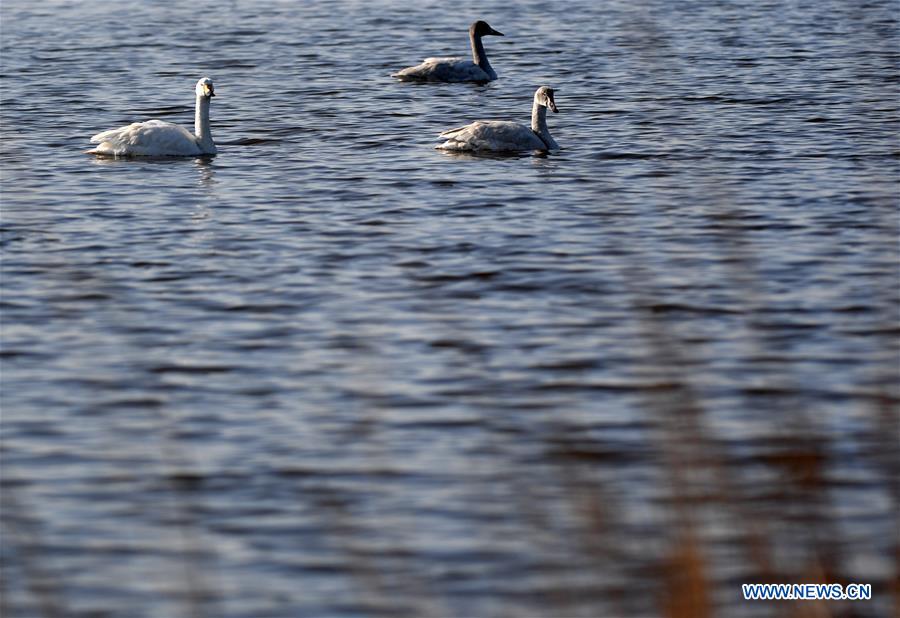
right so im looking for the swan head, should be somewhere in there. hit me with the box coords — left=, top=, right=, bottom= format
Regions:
left=195, top=77, right=215, bottom=99
left=470, top=20, right=504, bottom=38
left=535, top=86, right=558, bottom=113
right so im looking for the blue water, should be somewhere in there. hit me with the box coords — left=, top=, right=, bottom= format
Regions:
left=1, top=1, right=898, bottom=617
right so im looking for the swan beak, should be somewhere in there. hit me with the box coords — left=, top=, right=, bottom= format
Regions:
left=489, top=28, right=504, bottom=36
left=208, top=88, right=215, bottom=98
left=548, top=100, right=558, bottom=113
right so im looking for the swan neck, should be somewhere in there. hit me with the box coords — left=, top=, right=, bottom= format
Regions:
left=531, top=100, right=548, bottom=135
left=470, top=32, right=494, bottom=77
left=195, top=94, right=213, bottom=150
left=531, top=101, right=555, bottom=149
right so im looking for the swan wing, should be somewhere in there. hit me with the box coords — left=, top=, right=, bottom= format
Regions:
left=438, top=124, right=473, bottom=138
left=437, top=121, right=546, bottom=152
left=89, top=119, right=201, bottom=156
left=422, top=56, right=463, bottom=64
left=393, top=58, right=491, bottom=82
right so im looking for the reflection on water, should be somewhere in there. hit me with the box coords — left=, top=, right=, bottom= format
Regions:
left=1, top=0, right=898, bottom=617
left=90, top=154, right=219, bottom=188
left=436, top=147, right=553, bottom=162
left=194, top=157, right=217, bottom=187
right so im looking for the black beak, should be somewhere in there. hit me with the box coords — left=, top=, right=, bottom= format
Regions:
left=549, top=100, right=558, bottom=113
left=209, top=89, right=215, bottom=97
left=489, top=28, right=504, bottom=36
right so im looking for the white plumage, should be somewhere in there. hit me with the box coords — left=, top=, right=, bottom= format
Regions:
left=393, top=21, right=504, bottom=83
left=90, top=120, right=204, bottom=157
left=88, top=77, right=217, bottom=157
left=437, top=86, right=561, bottom=152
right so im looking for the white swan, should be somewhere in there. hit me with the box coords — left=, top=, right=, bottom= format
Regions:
left=437, top=86, right=560, bottom=152
left=392, top=21, right=504, bottom=83
left=88, top=77, right=217, bottom=157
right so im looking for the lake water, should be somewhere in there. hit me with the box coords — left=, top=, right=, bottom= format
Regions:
left=1, top=1, right=898, bottom=617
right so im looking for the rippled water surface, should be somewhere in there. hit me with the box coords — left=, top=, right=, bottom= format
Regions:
left=2, top=1, right=898, bottom=617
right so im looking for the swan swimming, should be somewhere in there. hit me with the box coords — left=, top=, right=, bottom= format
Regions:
left=88, top=77, right=217, bottom=157
left=437, top=86, right=560, bottom=152
left=392, top=21, right=504, bottom=83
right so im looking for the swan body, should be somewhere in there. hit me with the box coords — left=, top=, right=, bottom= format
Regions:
left=89, top=120, right=207, bottom=157
left=437, top=86, right=560, bottom=152
left=393, top=21, right=504, bottom=83
left=396, top=57, right=493, bottom=83
left=438, top=121, right=547, bottom=151
left=89, top=78, right=217, bottom=157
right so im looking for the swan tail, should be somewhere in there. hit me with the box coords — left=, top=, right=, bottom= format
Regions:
left=436, top=139, right=468, bottom=151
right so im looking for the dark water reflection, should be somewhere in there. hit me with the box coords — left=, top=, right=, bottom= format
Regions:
left=1, top=0, right=898, bottom=617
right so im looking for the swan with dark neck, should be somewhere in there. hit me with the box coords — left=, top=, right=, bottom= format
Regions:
left=392, top=20, right=504, bottom=83
left=468, top=21, right=498, bottom=79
